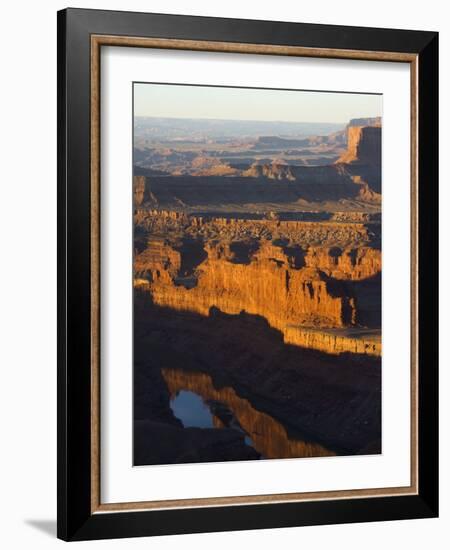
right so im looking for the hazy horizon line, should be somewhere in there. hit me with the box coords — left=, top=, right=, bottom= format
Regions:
left=134, top=114, right=380, bottom=125
left=133, top=83, right=382, bottom=125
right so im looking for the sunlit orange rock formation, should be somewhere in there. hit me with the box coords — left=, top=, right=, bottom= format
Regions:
left=282, top=326, right=381, bottom=356
left=138, top=240, right=354, bottom=326
left=134, top=238, right=381, bottom=356
left=303, top=247, right=381, bottom=280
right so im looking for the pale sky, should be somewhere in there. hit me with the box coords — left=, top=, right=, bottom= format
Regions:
left=133, top=82, right=382, bottom=124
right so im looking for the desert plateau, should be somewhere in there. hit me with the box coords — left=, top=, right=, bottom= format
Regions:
left=133, top=85, right=382, bottom=466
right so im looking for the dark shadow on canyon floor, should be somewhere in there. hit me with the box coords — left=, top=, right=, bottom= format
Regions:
left=133, top=289, right=381, bottom=467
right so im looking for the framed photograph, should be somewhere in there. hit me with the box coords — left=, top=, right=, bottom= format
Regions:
left=57, top=8, right=438, bottom=541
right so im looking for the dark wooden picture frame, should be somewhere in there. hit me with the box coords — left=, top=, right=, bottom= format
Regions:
left=57, top=8, right=438, bottom=541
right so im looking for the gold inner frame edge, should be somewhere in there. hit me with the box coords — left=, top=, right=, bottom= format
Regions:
left=90, top=34, right=419, bottom=514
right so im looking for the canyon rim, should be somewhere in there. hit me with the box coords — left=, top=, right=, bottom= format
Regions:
left=132, top=83, right=382, bottom=466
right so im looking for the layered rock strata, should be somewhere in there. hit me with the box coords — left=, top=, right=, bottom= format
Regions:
left=135, top=209, right=381, bottom=249
left=135, top=238, right=381, bottom=356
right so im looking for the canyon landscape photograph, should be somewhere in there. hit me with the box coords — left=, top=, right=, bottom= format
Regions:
left=133, top=83, right=382, bottom=466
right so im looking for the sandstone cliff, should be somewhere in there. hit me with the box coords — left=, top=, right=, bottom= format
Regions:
left=337, top=126, right=381, bottom=165
left=283, top=326, right=381, bottom=356
left=335, top=124, right=382, bottom=193
left=134, top=238, right=381, bottom=356
left=138, top=246, right=356, bottom=328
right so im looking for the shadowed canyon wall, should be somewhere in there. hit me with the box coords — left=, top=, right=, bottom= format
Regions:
left=336, top=125, right=382, bottom=193
left=133, top=173, right=380, bottom=209
left=337, top=126, right=382, bottom=165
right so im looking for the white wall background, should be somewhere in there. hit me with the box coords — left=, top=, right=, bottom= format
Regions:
left=0, top=1, right=446, bottom=548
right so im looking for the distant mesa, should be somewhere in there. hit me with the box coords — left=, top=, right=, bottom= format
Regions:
left=335, top=122, right=382, bottom=193
left=251, top=131, right=346, bottom=150
left=347, top=116, right=381, bottom=128
left=336, top=126, right=381, bottom=166
left=133, top=116, right=382, bottom=209
left=251, top=117, right=380, bottom=152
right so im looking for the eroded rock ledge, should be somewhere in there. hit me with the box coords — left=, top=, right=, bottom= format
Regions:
left=135, top=237, right=381, bottom=356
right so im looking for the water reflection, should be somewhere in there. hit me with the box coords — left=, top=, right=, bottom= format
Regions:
left=171, top=390, right=214, bottom=428
left=163, top=368, right=335, bottom=459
